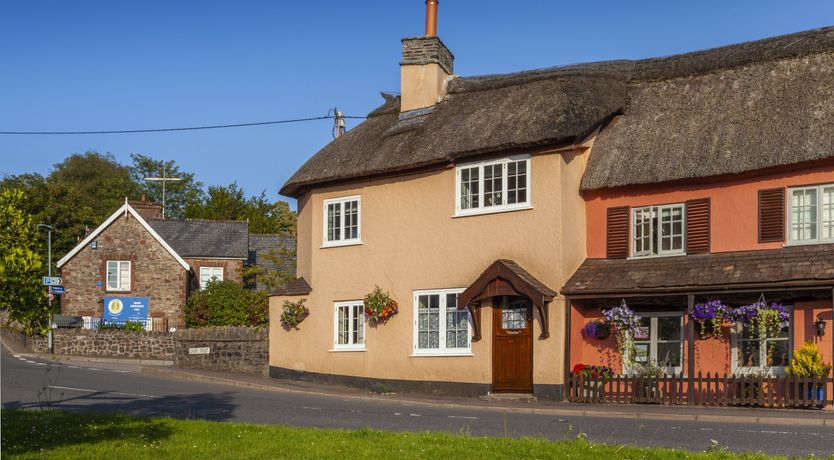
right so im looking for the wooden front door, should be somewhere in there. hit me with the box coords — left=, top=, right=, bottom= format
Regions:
left=492, top=296, right=533, bottom=393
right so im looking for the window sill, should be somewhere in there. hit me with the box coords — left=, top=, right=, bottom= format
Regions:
left=784, top=239, right=834, bottom=247
left=627, top=252, right=687, bottom=261
left=329, top=348, right=366, bottom=353
left=105, top=290, right=131, bottom=293
left=410, top=352, right=474, bottom=357
left=453, top=204, right=532, bottom=218
left=320, top=240, right=362, bottom=249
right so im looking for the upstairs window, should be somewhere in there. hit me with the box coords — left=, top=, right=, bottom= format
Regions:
left=199, top=266, right=224, bottom=290
left=632, top=204, right=685, bottom=257
left=789, top=184, right=834, bottom=244
left=456, top=156, right=530, bottom=216
left=323, top=196, right=361, bottom=247
left=106, top=260, right=131, bottom=291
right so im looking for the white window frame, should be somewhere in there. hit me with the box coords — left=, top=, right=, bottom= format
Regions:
left=199, top=266, right=224, bottom=290
left=731, top=306, right=792, bottom=376
left=630, top=204, right=686, bottom=258
left=411, top=288, right=472, bottom=356
left=623, top=312, right=684, bottom=375
left=322, top=195, right=362, bottom=248
left=788, top=183, right=834, bottom=245
left=332, top=301, right=366, bottom=351
left=106, top=260, right=131, bottom=292
left=454, top=155, right=531, bottom=217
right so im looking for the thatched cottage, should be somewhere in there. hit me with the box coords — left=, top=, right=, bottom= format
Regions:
left=270, top=3, right=833, bottom=404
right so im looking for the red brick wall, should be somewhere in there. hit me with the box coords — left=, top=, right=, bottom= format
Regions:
left=59, top=212, right=188, bottom=322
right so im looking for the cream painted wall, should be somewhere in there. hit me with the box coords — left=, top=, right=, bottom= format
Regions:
left=400, top=62, right=449, bottom=112
left=270, top=147, right=590, bottom=387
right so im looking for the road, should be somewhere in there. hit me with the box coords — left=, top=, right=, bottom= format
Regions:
left=2, top=349, right=833, bottom=457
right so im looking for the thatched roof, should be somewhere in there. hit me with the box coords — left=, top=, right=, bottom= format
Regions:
left=281, top=26, right=834, bottom=197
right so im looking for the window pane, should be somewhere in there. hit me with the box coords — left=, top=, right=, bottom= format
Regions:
left=791, top=189, right=817, bottom=241
left=327, top=203, right=342, bottom=241
left=484, top=164, right=503, bottom=207
left=765, top=338, right=789, bottom=367
left=337, top=306, right=349, bottom=345
left=737, top=338, right=760, bottom=368
left=344, top=200, right=358, bottom=240
left=352, top=304, right=364, bottom=345
left=418, top=294, right=440, bottom=349
left=657, top=342, right=682, bottom=367
left=502, top=302, right=527, bottom=330
left=633, top=208, right=652, bottom=255
left=823, top=186, right=833, bottom=240
left=506, top=160, right=527, bottom=205
left=657, top=317, right=681, bottom=341
left=445, top=293, right=469, bottom=349
left=459, top=167, right=479, bottom=210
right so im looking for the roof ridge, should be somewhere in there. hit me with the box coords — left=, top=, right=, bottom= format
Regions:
left=148, top=218, right=248, bottom=224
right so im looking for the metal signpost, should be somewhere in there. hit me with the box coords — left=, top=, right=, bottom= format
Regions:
left=37, top=224, right=55, bottom=353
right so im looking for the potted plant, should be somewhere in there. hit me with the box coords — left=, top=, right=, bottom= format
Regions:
left=787, top=341, right=832, bottom=408
left=571, top=364, right=615, bottom=399
left=729, top=299, right=789, bottom=338
left=581, top=319, right=611, bottom=340
left=689, top=299, right=728, bottom=339
left=364, top=286, right=398, bottom=325
left=280, top=299, right=309, bottom=330
left=602, top=301, right=641, bottom=357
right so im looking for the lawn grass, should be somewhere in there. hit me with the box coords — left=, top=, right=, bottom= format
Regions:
left=1, top=409, right=781, bottom=460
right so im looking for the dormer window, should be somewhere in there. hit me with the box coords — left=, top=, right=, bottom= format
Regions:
left=455, top=155, right=531, bottom=216
left=632, top=204, right=685, bottom=257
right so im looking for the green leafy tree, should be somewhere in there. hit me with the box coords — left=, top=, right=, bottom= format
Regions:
left=0, top=189, right=52, bottom=336
left=243, top=245, right=296, bottom=292
left=185, top=280, right=267, bottom=327
left=185, top=183, right=296, bottom=235
left=129, top=154, right=204, bottom=219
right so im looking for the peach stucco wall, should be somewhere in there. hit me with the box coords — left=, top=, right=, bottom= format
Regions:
left=270, top=147, right=590, bottom=388
left=585, top=164, right=834, bottom=258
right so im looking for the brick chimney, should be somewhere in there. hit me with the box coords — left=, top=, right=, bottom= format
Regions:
left=128, top=194, right=163, bottom=220
left=400, top=0, right=454, bottom=113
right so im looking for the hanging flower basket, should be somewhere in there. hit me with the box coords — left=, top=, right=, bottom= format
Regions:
left=728, top=297, right=789, bottom=338
left=280, top=299, right=309, bottom=330
left=689, top=299, right=729, bottom=339
left=602, top=300, right=641, bottom=357
left=364, top=286, right=398, bottom=324
left=581, top=320, right=611, bottom=340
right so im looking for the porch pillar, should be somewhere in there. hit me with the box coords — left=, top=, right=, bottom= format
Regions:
left=686, top=293, right=695, bottom=405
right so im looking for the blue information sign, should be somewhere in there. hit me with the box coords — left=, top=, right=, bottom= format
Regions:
left=103, top=297, right=149, bottom=322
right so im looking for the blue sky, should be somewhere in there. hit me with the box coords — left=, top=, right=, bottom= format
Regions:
left=1, top=1, right=832, bottom=207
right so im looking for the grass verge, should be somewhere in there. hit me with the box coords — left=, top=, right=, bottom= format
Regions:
left=2, top=409, right=779, bottom=459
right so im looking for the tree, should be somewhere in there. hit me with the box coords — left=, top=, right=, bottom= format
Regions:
left=243, top=244, right=296, bottom=291
left=185, top=183, right=296, bottom=235
left=129, top=154, right=204, bottom=219
left=0, top=189, right=52, bottom=336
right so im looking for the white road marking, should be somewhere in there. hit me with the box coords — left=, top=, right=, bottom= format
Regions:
left=33, top=362, right=47, bottom=366
left=112, top=370, right=132, bottom=373
left=67, top=365, right=79, bottom=369
left=302, top=406, right=322, bottom=410
left=47, top=385, right=158, bottom=398
left=448, top=415, right=478, bottom=420
left=394, top=412, right=403, bottom=416
left=87, top=368, right=101, bottom=371
left=13, top=355, right=21, bottom=358
left=409, top=413, right=421, bottom=417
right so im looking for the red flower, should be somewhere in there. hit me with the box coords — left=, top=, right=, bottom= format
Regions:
left=572, top=364, right=586, bottom=375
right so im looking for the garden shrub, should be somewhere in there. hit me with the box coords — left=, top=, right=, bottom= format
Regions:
left=185, top=280, right=267, bottom=328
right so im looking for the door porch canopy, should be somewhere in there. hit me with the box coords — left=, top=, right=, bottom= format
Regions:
left=458, top=259, right=557, bottom=340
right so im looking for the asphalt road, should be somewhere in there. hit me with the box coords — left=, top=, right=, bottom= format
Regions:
left=2, top=350, right=833, bottom=457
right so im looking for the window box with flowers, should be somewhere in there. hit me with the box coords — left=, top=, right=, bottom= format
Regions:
left=364, top=286, right=398, bottom=325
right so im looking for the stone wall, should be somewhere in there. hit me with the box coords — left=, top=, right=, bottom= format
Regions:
left=50, top=329, right=174, bottom=359
left=60, top=211, right=188, bottom=322
left=174, top=326, right=268, bottom=375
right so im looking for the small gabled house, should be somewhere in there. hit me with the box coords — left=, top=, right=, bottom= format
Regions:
left=270, top=2, right=834, bottom=403
left=57, top=198, right=288, bottom=329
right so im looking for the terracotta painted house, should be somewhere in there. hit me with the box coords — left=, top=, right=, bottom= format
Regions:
left=57, top=198, right=287, bottom=329
left=270, top=5, right=833, bottom=402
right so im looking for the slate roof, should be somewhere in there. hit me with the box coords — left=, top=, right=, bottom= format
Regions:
left=147, top=219, right=249, bottom=259
left=561, top=244, right=834, bottom=296
left=280, top=26, right=834, bottom=197
left=247, top=234, right=296, bottom=291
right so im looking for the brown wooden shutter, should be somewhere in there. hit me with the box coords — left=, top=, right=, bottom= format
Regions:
left=685, top=198, right=710, bottom=254
left=606, top=206, right=629, bottom=259
left=758, top=188, right=785, bottom=243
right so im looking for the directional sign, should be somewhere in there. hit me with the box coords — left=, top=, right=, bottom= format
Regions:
left=42, top=276, right=62, bottom=286
left=50, top=286, right=65, bottom=295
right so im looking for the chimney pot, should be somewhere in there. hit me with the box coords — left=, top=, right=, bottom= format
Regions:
left=425, top=0, right=438, bottom=37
